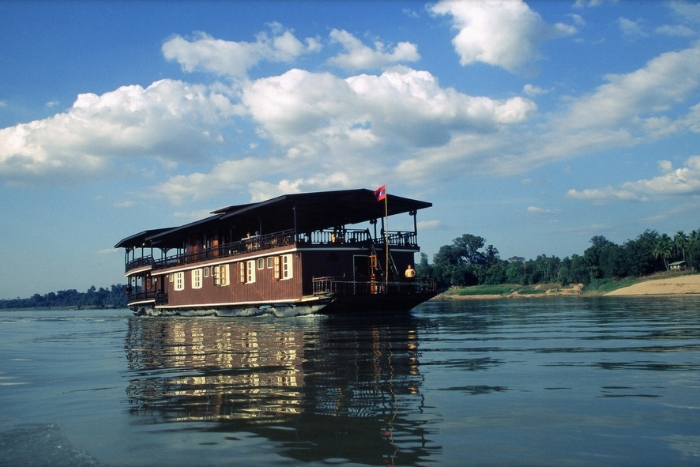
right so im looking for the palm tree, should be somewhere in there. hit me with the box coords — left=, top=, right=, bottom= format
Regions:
left=689, top=230, right=700, bottom=269
left=674, top=231, right=688, bottom=262
left=654, top=234, right=673, bottom=271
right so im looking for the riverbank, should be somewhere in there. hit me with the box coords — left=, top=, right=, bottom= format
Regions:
left=605, top=272, right=700, bottom=296
left=433, top=272, right=700, bottom=300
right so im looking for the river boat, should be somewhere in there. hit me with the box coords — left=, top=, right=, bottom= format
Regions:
left=115, top=188, right=436, bottom=316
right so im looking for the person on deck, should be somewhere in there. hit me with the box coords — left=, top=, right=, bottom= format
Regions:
left=404, top=264, right=416, bottom=280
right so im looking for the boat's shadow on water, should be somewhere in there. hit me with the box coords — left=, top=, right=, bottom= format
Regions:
left=124, top=313, right=442, bottom=465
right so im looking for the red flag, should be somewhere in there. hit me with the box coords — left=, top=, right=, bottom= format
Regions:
left=374, top=185, right=386, bottom=202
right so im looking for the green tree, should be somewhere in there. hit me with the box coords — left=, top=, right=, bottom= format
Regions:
left=654, top=234, right=673, bottom=271
left=674, top=231, right=688, bottom=263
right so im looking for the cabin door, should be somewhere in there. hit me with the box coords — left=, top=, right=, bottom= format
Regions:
left=353, top=255, right=371, bottom=281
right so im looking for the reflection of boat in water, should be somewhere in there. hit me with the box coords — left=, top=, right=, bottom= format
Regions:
left=125, top=316, right=439, bottom=464
left=115, top=189, right=436, bottom=317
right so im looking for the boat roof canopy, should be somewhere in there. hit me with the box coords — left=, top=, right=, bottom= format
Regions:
left=115, top=188, right=431, bottom=249
left=114, top=228, right=176, bottom=249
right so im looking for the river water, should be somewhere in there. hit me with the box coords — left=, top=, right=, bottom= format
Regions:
left=1, top=297, right=699, bottom=466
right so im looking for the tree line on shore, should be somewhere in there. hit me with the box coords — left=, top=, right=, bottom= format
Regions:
left=0, top=285, right=127, bottom=310
left=2, top=228, right=698, bottom=308
left=416, top=229, right=700, bottom=289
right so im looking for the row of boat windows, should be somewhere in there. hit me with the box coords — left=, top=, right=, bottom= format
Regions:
left=169, top=254, right=293, bottom=291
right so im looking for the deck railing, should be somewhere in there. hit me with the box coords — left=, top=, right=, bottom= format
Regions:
left=125, top=228, right=420, bottom=274
left=125, top=255, right=154, bottom=272
left=126, top=290, right=168, bottom=305
left=312, top=276, right=436, bottom=296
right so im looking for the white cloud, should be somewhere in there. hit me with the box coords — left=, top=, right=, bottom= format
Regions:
left=622, top=155, right=700, bottom=196
left=417, top=220, right=442, bottom=230
left=0, top=79, right=238, bottom=185
left=567, top=155, right=700, bottom=203
left=402, top=8, right=420, bottom=19
left=523, top=84, right=549, bottom=96
left=113, top=200, right=135, bottom=208
left=668, top=2, right=700, bottom=24
left=527, top=206, right=560, bottom=214
left=568, top=13, right=586, bottom=27
left=566, top=186, right=644, bottom=203
left=162, top=25, right=320, bottom=79
left=656, top=24, right=696, bottom=37
left=430, top=0, right=576, bottom=73
left=242, top=66, right=536, bottom=155
left=619, top=17, right=647, bottom=38
left=0, top=101, right=6, bottom=108
left=559, top=45, right=700, bottom=132
left=327, top=29, right=420, bottom=70
left=150, top=157, right=275, bottom=204
left=574, top=0, right=610, bottom=7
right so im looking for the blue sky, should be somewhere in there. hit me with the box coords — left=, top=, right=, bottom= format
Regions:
left=2, top=0, right=700, bottom=299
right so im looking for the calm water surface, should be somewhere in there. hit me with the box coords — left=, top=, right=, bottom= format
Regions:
left=1, top=297, right=699, bottom=466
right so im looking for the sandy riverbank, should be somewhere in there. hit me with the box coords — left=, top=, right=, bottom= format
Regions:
left=433, top=274, right=700, bottom=300
left=605, top=273, right=700, bottom=296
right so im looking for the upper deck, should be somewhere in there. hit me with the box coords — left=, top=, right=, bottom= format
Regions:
left=116, top=188, right=431, bottom=275
left=123, top=227, right=419, bottom=274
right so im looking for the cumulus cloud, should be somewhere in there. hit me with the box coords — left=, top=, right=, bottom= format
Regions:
left=162, top=24, right=320, bottom=79
left=567, top=155, right=700, bottom=203
left=556, top=45, right=700, bottom=133
left=242, top=67, right=536, bottom=156
left=0, top=79, right=238, bottom=185
left=393, top=42, right=700, bottom=182
left=430, top=0, right=576, bottom=73
left=327, top=29, right=420, bottom=70
left=150, top=157, right=277, bottom=205
left=149, top=65, right=538, bottom=205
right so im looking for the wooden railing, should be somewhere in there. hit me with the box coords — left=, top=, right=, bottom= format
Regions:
left=126, top=290, right=168, bottom=305
left=312, top=276, right=436, bottom=296
left=125, top=228, right=420, bottom=274
left=125, top=255, right=154, bottom=272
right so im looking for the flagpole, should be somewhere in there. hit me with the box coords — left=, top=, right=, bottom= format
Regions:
left=384, top=189, right=389, bottom=293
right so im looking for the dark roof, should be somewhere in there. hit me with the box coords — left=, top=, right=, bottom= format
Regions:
left=114, top=228, right=177, bottom=249
left=115, top=188, right=431, bottom=249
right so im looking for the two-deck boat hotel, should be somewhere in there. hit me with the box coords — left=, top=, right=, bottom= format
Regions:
left=115, top=188, right=436, bottom=316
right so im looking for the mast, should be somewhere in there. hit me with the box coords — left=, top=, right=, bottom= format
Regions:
left=384, top=191, right=389, bottom=292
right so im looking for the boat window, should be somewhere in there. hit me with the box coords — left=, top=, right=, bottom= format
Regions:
left=213, top=264, right=229, bottom=287
left=267, top=257, right=273, bottom=269
left=192, top=269, right=203, bottom=289
left=174, top=272, right=185, bottom=291
left=273, top=256, right=281, bottom=280
left=246, top=260, right=256, bottom=283
left=282, top=254, right=293, bottom=280
left=257, top=258, right=265, bottom=270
